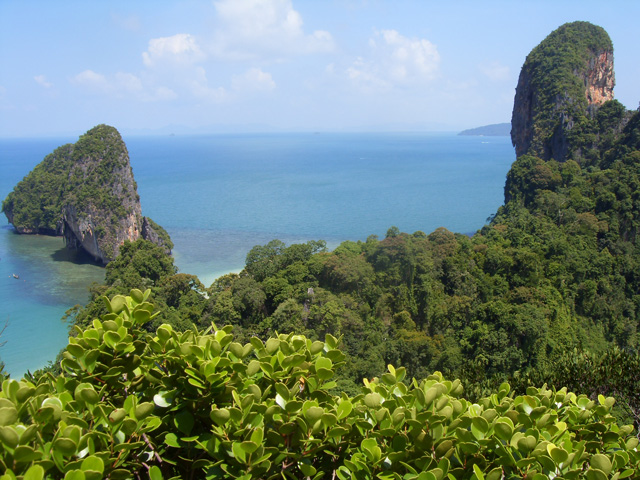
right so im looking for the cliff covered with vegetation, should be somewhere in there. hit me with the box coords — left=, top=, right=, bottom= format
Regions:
left=2, top=125, right=172, bottom=264
left=510, top=21, right=627, bottom=163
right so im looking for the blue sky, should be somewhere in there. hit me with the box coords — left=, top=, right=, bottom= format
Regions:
left=1, top=0, right=638, bottom=137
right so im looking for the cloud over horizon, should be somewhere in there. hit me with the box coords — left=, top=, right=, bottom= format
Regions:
left=142, top=34, right=205, bottom=68
left=211, top=0, right=335, bottom=60
left=347, top=29, right=440, bottom=92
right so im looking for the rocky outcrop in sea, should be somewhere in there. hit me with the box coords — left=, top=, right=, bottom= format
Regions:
left=2, top=125, right=171, bottom=264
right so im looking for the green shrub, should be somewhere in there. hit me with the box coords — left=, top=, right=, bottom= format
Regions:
left=1, top=291, right=638, bottom=479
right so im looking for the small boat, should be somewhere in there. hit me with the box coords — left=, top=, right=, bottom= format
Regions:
left=12, top=274, right=19, bottom=279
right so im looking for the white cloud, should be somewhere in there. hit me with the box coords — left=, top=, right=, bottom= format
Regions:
left=212, top=0, right=334, bottom=59
left=34, top=75, right=53, bottom=88
left=136, top=85, right=178, bottom=102
left=142, top=34, right=205, bottom=67
left=152, top=86, right=177, bottom=101
left=232, top=68, right=276, bottom=92
left=73, top=70, right=111, bottom=93
left=72, top=70, right=153, bottom=99
left=189, top=67, right=228, bottom=102
left=115, top=72, right=143, bottom=93
left=480, top=61, right=510, bottom=82
left=347, top=29, right=440, bottom=92
left=346, top=57, right=390, bottom=93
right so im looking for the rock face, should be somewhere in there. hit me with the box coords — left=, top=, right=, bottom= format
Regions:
left=511, top=21, right=615, bottom=162
left=2, top=125, right=171, bottom=264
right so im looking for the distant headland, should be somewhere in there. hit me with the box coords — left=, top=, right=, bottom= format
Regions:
left=458, top=123, right=510, bottom=136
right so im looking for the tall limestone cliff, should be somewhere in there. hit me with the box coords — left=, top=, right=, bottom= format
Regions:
left=511, top=21, right=616, bottom=162
left=2, top=125, right=172, bottom=264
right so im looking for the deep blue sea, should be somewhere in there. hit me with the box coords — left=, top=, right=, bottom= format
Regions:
left=0, top=132, right=515, bottom=376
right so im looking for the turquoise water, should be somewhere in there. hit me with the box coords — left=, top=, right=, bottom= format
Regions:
left=0, top=132, right=515, bottom=376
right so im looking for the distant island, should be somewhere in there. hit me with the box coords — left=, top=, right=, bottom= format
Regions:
left=458, top=122, right=510, bottom=136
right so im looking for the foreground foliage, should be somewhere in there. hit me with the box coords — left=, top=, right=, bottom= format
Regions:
left=2, top=291, right=639, bottom=479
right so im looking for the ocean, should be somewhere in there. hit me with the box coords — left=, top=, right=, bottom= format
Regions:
left=0, top=132, right=515, bottom=376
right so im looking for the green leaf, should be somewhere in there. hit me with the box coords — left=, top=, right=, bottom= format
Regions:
left=103, top=331, right=121, bottom=349
left=472, top=463, right=485, bottom=480
left=335, top=466, right=352, bottom=480
left=134, top=402, right=155, bottom=420
left=310, top=341, right=324, bottom=354
left=316, top=368, right=334, bottom=381
left=471, top=416, right=489, bottom=440
left=548, top=445, right=569, bottom=465
left=228, top=342, right=244, bottom=358
left=361, top=437, right=381, bottom=463
left=153, top=391, right=173, bottom=408
left=265, top=338, right=280, bottom=354
left=64, top=471, right=86, bottom=480
left=364, top=392, right=382, bottom=408
left=316, top=356, right=333, bottom=371
left=517, top=435, right=536, bottom=453
left=78, top=388, right=99, bottom=405
left=247, top=360, right=261, bottom=376
left=586, top=469, right=608, bottom=480
left=12, top=445, right=41, bottom=463
left=109, top=408, right=127, bottom=424
left=0, top=407, right=18, bottom=426
left=416, top=473, right=437, bottom=480
left=164, top=432, right=180, bottom=448
left=590, top=454, right=612, bottom=475
left=285, top=400, right=303, bottom=414
left=66, top=343, right=85, bottom=358
left=174, top=410, right=195, bottom=435
left=109, top=295, right=127, bottom=313
left=23, top=465, right=44, bottom=480
left=81, top=455, right=104, bottom=473
left=321, top=412, right=338, bottom=428
left=494, top=421, right=513, bottom=441
left=274, top=383, right=290, bottom=401
left=275, top=394, right=287, bottom=410
left=132, top=309, right=150, bottom=324
left=53, top=438, right=77, bottom=456
left=299, top=462, right=317, bottom=476
left=485, top=467, right=502, bottom=480
left=304, top=406, right=324, bottom=423
left=380, top=373, right=396, bottom=385
left=148, top=466, right=163, bottom=480
left=240, top=441, right=258, bottom=453
left=130, top=288, right=144, bottom=303
left=0, top=426, right=18, bottom=448
left=232, top=441, right=247, bottom=463
left=337, top=400, right=353, bottom=420
left=251, top=427, right=264, bottom=445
